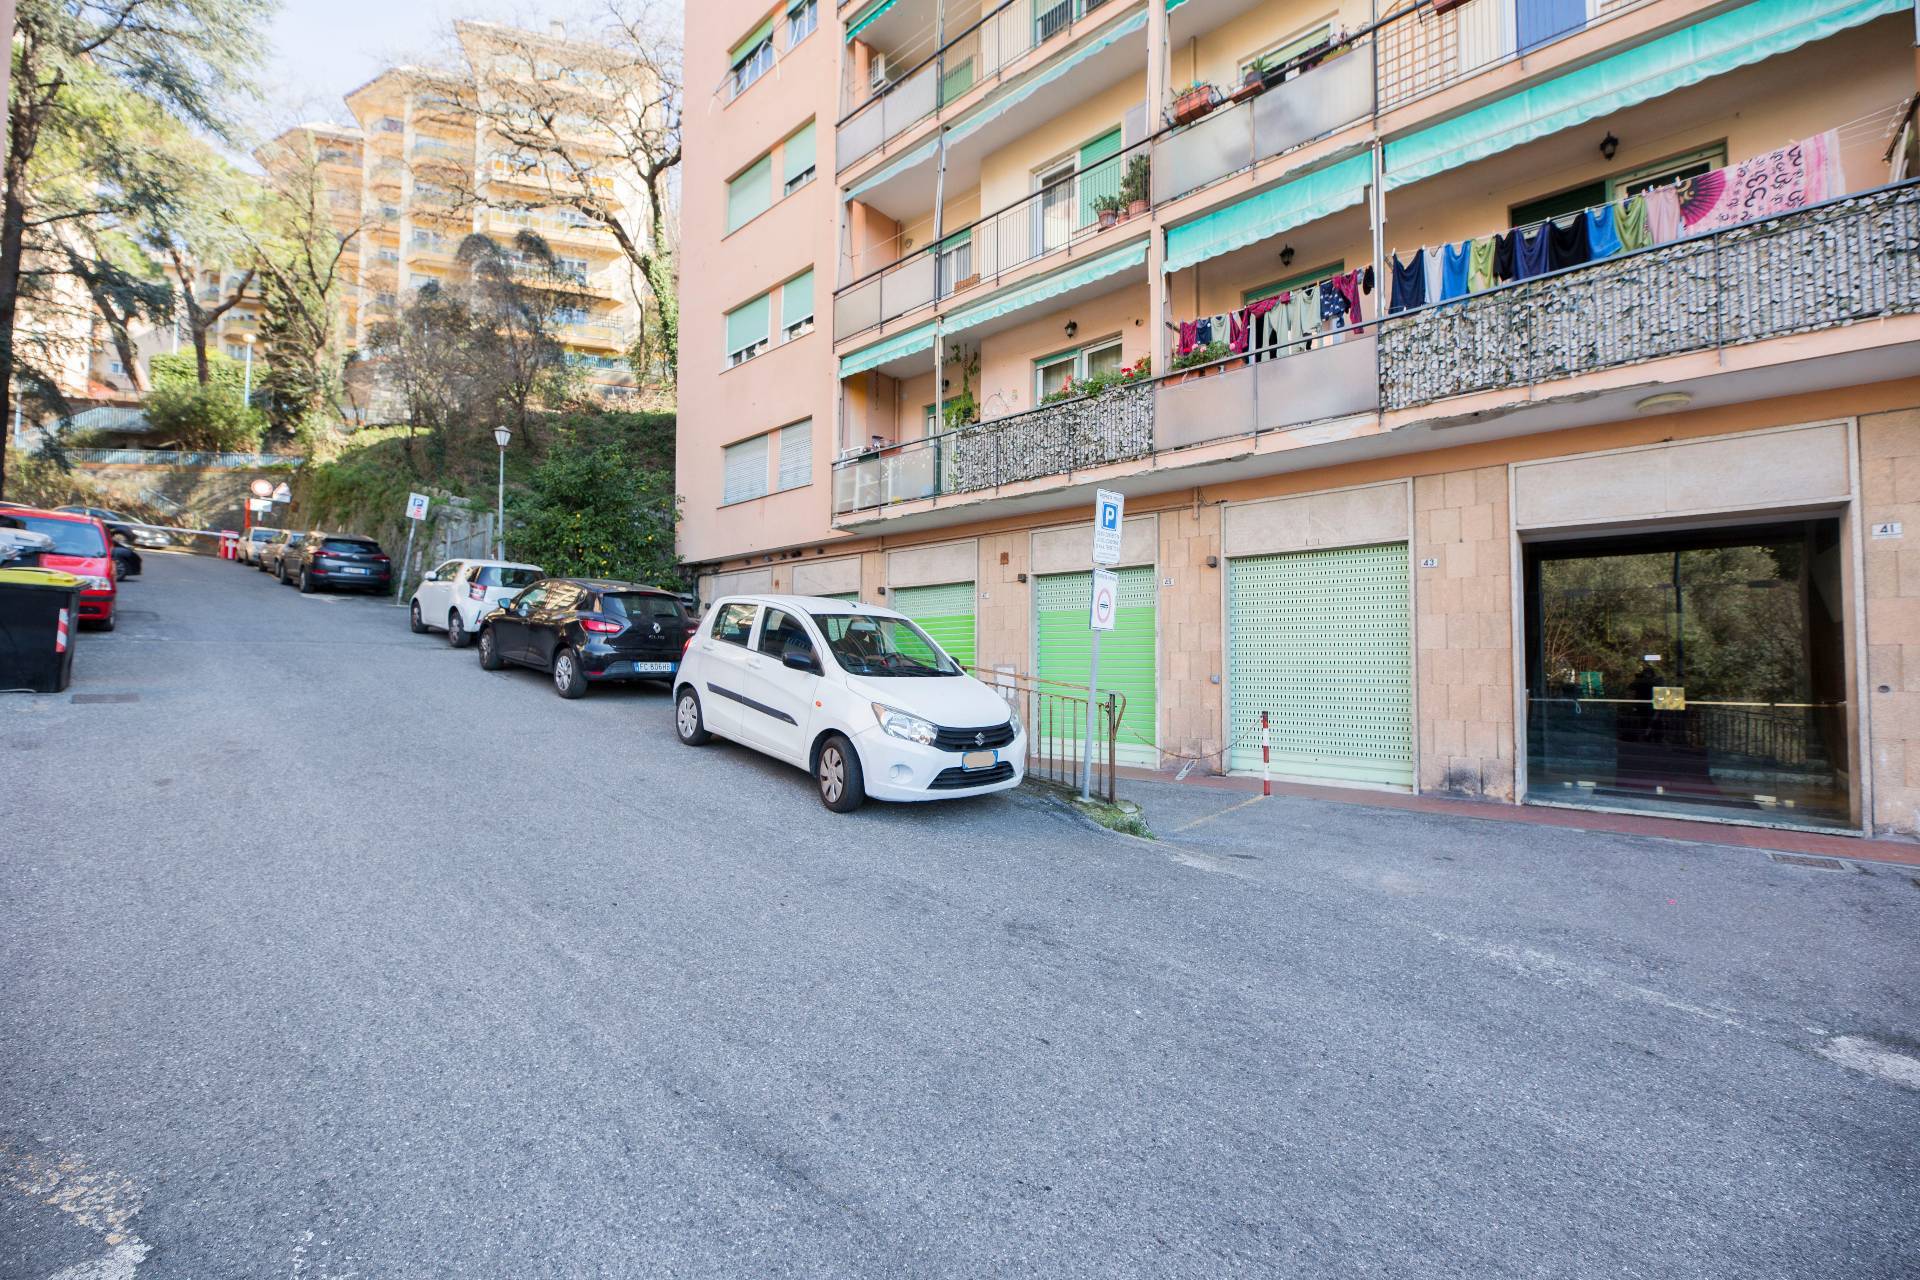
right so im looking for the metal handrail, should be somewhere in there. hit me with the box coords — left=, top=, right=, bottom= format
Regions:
left=837, top=0, right=1020, bottom=127
left=971, top=666, right=1126, bottom=801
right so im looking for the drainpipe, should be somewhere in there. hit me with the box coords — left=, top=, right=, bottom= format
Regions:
left=1146, top=0, right=1170, bottom=377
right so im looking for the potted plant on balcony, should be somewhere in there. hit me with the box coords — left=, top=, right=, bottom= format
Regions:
left=1230, top=55, right=1270, bottom=104
left=1172, top=81, right=1218, bottom=128
left=1120, top=154, right=1151, bottom=218
left=1092, top=192, right=1125, bottom=230
left=1167, top=339, right=1229, bottom=385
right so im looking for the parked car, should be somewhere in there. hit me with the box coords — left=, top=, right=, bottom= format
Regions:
left=476, top=577, right=694, bottom=697
left=1, top=507, right=117, bottom=629
left=55, top=505, right=171, bottom=549
left=257, top=530, right=305, bottom=577
left=673, top=595, right=1025, bottom=812
left=283, top=531, right=391, bottom=593
left=409, top=558, right=544, bottom=648
left=238, top=526, right=280, bottom=566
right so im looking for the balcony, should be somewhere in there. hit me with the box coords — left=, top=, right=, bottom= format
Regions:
left=832, top=182, right=1920, bottom=521
left=835, top=136, right=1150, bottom=341
left=1378, top=182, right=1920, bottom=412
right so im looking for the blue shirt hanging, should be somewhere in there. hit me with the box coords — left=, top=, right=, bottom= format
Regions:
left=1439, top=240, right=1471, bottom=301
left=1586, top=203, right=1623, bottom=259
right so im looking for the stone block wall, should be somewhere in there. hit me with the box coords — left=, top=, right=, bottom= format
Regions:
left=1414, top=466, right=1515, bottom=800
left=1861, top=407, right=1920, bottom=836
left=1158, top=503, right=1224, bottom=768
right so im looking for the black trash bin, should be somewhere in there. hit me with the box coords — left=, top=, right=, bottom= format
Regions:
left=0, top=568, right=82, bottom=693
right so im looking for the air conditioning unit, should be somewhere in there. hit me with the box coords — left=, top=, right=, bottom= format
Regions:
left=869, top=54, right=890, bottom=91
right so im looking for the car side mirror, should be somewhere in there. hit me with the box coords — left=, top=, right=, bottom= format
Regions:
left=782, top=639, right=820, bottom=674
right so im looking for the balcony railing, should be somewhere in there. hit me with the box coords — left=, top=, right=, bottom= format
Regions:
left=832, top=182, right=1920, bottom=518
left=1375, top=0, right=1652, bottom=113
left=837, top=0, right=1034, bottom=172
left=834, top=136, right=1150, bottom=341
left=1377, top=182, right=1920, bottom=412
left=1150, top=38, right=1374, bottom=207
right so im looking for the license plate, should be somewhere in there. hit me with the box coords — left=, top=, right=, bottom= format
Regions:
left=632, top=661, right=674, bottom=674
left=343, top=567, right=369, bottom=575
left=962, top=749, right=997, bottom=771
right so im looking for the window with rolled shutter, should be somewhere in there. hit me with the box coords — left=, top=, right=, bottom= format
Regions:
left=890, top=581, right=976, bottom=670
left=776, top=420, right=811, bottom=490
left=723, top=434, right=769, bottom=504
left=782, top=121, right=816, bottom=192
left=726, top=155, right=772, bottom=232
left=1226, top=543, right=1410, bottom=785
left=1033, top=568, right=1157, bottom=765
left=781, top=270, right=814, bottom=340
left=725, top=293, right=770, bottom=364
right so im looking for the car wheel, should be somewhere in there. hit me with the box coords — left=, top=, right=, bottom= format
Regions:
left=409, top=600, right=427, bottom=633
left=113, top=558, right=128, bottom=582
left=816, top=734, right=866, bottom=813
left=278, top=562, right=291, bottom=585
left=446, top=610, right=470, bottom=648
left=552, top=647, right=587, bottom=699
left=478, top=626, right=504, bottom=670
left=675, top=686, right=712, bottom=745
left=95, top=614, right=115, bottom=633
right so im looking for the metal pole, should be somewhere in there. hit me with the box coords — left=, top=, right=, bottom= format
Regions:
left=395, top=519, right=416, bottom=606
left=1081, top=624, right=1101, bottom=800
left=242, top=343, right=254, bottom=406
left=496, top=446, right=506, bottom=559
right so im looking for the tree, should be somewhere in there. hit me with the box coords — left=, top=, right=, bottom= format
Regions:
left=508, top=436, right=679, bottom=585
left=142, top=380, right=264, bottom=452
left=438, top=9, right=681, bottom=379
left=144, top=140, right=263, bottom=387
left=2, top=0, right=270, bottom=494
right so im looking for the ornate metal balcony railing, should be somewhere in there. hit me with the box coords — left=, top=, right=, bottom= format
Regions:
left=1377, top=182, right=1920, bottom=412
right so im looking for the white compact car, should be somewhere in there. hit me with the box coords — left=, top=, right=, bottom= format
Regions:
left=409, top=558, right=545, bottom=648
left=673, top=594, right=1025, bottom=812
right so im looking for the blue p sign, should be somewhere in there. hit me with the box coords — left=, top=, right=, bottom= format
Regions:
left=1101, top=501, right=1118, bottom=529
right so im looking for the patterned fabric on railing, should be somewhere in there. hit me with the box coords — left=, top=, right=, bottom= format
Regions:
left=1377, top=184, right=1920, bottom=411
left=944, top=382, right=1154, bottom=493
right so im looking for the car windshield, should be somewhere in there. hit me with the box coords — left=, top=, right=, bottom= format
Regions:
left=814, top=613, right=960, bottom=677
left=602, top=592, right=681, bottom=621
left=249, top=529, right=276, bottom=542
left=322, top=538, right=379, bottom=554
left=9, top=515, right=106, bottom=556
left=475, top=566, right=541, bottom=589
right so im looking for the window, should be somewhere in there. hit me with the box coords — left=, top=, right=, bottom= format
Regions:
left=711, top=601, right=758, bottom=645
left=1240, top=23, right=1332, bottom=80
left=1244, top=261, right=1343, bottom=306
left=1608, top=144, right=1727, bottom=200
left=603, top=592, right=682, bottom=622
left=723, top=433, right=770, bottom=503
left=428, top=560, right=460, bottom=581
left=1033, top=338, right=1122, bottom=402
left=729, top=19, right=776, bottom=98
left=781, top=270, right=814, bottom=341
left=725, top=293, right=771, bottom=366
left=776, top=420, right=812, bottom=490
left=937, top=230, right=972, bottom=294
left=782, top=121, right=816, bottom=195
left=757, top=608, right=809, bottom=658
left=377, top=116, right=403, bottom=133
left=787, top=0, right=817, bottom=46
left=727, top=155, right=773, bottom=233
left=476, top=566, right=541, bottom=589
left=108, top=360, right=124, bottom=375
left=224, top=342, right=246, bottom=360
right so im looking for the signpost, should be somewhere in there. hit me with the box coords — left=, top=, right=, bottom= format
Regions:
left=1083, top=490, right=1123, bottom=799
left=271, top=481, right=291, bottom=505
left=396, top=492, right=430, bottom=605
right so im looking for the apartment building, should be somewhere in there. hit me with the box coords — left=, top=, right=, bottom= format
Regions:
left=680, top=0, right=1920, bottom=838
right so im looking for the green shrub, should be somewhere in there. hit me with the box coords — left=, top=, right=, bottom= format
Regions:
left=508, top=438, right=680, bottom=586
left=142, top=382, right=266, bottom=452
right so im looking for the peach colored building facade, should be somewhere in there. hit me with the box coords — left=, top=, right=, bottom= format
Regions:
left=679, top=0, right=1920, bottom=837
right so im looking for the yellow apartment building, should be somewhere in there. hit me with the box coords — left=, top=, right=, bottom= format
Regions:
left=679, top=0, right=1920, bottom=837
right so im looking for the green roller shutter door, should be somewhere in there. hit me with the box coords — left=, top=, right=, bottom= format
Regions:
left=1034, top=567, right=1157, bottom=765
left=1226, top=543, right=1411, bottom=785
left=890, top=581, right=976, bottom=670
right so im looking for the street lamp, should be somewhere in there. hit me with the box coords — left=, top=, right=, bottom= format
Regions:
left=241, top=332, right=256, bottom=406
left=493, top=425, right=512, bottom=559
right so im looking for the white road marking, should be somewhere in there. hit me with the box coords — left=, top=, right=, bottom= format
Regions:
left=0, top=1143, right=149, bottom=1279
left=48, top=1242, right=150, bottom=1280
left=1819, top=1035, right=1920, bottom=1089
left=1429, top=930, right=1755, bottom=1032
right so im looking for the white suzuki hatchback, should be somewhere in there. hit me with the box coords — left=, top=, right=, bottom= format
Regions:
left=409, top=558, right=545, bottom=648
left=674, top=594, right=1026, bottom=812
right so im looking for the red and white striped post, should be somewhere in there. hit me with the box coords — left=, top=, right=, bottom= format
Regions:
left=54, top=608, right=69, bottom=654
left=1260, top=710, right=1271, bottom=797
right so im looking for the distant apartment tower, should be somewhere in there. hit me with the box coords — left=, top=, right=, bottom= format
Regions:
left=683, top=0, right=1920, bottom=837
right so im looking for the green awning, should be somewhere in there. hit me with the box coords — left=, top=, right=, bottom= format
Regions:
left=729, top=18, right=774, bottom=66
left=840, top=320, right=937, bottom=377
left=947, top=241, right=1148, bottom=335
left=945, top=10, right=1147, bottom=149
left=846, top=135, right=938, bottom=200
left=1384, top=0, right=1908, bottom=189
left=845, top=0, right=896, bottom=42
left=1163, top=152, right=1371, bottom=274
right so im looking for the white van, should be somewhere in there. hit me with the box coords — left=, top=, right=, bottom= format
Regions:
left=673, top=594, right=1025, bottom=811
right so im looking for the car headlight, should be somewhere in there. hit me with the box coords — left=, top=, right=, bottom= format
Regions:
left=78, top=575, right=111, bottom=590
left=1006, top=706, right=1022, bottom=737
left=872, top=703, right=937, bottom=746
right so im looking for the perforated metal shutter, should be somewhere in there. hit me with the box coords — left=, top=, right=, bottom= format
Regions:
left=1034, top=567, right=1157, bottom=764
left=890, top=581, right=976, bottom=670
left=1227, top=543, right=1411, bottom=785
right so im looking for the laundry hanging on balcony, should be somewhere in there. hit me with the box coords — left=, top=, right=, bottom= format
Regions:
left=1675, top=129, right=1845, bottom=232
left=1381, top=0, right=1907, bottom=191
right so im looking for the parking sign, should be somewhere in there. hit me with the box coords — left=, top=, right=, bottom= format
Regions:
left=405, top=492, right=431, bottom=522
left=1093, top=489, right=1124, bottom=565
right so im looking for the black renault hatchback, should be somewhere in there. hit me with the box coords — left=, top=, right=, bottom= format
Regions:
left=476, top=577, right=696, bottom=698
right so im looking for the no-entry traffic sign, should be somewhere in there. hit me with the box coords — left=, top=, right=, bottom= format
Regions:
left=1090, top=567, right=1117, bottom=632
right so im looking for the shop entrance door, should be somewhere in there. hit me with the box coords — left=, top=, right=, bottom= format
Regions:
left=1524, top=519, right=1851, bottom=829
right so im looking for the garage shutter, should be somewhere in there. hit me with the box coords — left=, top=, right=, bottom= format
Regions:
left=1034, top=567, right=1157, bottom=765
left=890, top=581, right=976, bottom=670
left=1227, top=543, right=1410, bottom=785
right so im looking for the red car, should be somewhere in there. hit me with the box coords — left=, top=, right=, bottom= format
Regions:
left=3, top=507, right=117, bottom=629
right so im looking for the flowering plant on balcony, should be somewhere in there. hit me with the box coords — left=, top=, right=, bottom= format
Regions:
left=1169, top=340, right=1229, bottom=372
left=1038, top=356, right=1152, bottom=405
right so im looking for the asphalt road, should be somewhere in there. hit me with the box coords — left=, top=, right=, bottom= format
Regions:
left=3, top=551, right=1917, bottom=1278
